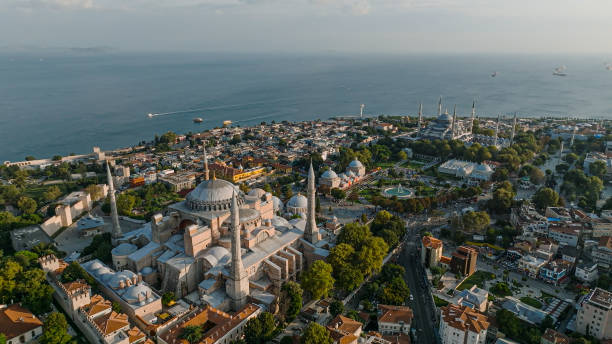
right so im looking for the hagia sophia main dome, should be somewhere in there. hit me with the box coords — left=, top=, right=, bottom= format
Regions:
left=185, top=178, right=244, bottom=211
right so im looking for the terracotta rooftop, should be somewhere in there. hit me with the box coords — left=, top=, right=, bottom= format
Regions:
left=82, top=295, right=112, bottom=317
left=92, top=311, right=130, bottom=336
left=160, top=303, right=260, bottom=344
left=327, top=315, right=362, bottom=335
left=440, top=256, right=452, bottom=265
left=62, top=280, right=90, bottom=294
left=378, top=305, right=413, bottom=325
left=422, top=236, right=442, bottom=249
left=127, top=326, right=147, bottom=343
left=599, top=236, right=612, bottom=250
left=440, top=304, right=489, bottom=333
left=382, top=333, right=411, bottom=344
left=541, top=328, right=570, bottom=344
left=0, top=304, right=43, bottom=340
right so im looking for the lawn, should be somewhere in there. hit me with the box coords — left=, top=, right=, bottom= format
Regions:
left=401, top=160, right=426, bottom=170
left=376, top=162, right=396, bottom=169
left=456, top=271, right=496, bottom=291
left=520, top=296, right=543, bottom=309
left=433, top=295, right=449, bottom=307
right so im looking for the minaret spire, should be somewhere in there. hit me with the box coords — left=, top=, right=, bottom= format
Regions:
left=305, top=161, right=320, bottom=244
left=493, top=115, right=500, bottom=147
left=470, top=99, right=476, bottom=134
left=203, top=146, right=210, bottom=181
left=570, top=126, right=576, bottom=147
left=106, top=161, right=121, bottom=244
left=437, top=96, right=442, bottom=116
left=510, top=113, right=517, bottom=145
left=227, top=191, right=248, bottom=311
left=451, top=105, right=457, bottom=138
left=418, top=102, right=423, bottom=131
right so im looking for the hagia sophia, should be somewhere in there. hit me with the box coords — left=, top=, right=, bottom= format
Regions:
left=103, top=150, right=333, bottom=314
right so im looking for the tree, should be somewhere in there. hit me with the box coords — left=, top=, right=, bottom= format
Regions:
left=357, top=236, right=388, bottom=275
left=327, top=243, right=355, bottom=275
left=461, top=211, right=490, bottom=233
left=330, top=300, right=344, bottom=317
left=532, top=187, right=561, bottom=210
left=280, top=281, right=302, bottom=322
left=112, top=301, right=122, bottom=313
left=40, top=312, right=72, bottom=344
left=17, top=196, right=37, bottom=214
left=301, top=260, right=335, bottom=300
left=43, top=186, right=62, bottom=202
left=540, top=315, right=554, bottom=331
left=488, top=181, right=515, bottom=214
left=116, top=193, right=136, bottom=216
left=162, top=292, right=175, bottom=306
left=589, top=160, right=607, bottom=179
left=61, top=261, right=95, bottom=285
left=0, top=333, right=6, bottom=344
left=491, top=282, right=512, bottom=297
left=337, top=222, right=371, bottom=250
left=244, top=312, right=276, bottom=344
left=85, top=184, right=104, bottom=200
left=564, top=153, right=579, bottom=164
left=180, top=325, right=203, bottom=344
left=396, top=150, right=408, bottom=161
left=336, top=266, right=364, bottom=292
left=330, top=188, right=346, bottom=200
left=529, top=167, right=546, bottom=185
left=379, top=264, right=405, bottom=283
left=379, top=277, right=410, bottom=305
left=300, top=323, right=333, bottom=344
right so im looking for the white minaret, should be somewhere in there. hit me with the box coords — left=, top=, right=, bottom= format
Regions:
left=559, top=141, right=564, bottom=161
left=437, top=96, right=442, bottom=116
left=493, top=115, right=500, bottom=147
left=305, top=162, right=320, bottom=244
left=570, top=126, right=576, bottom=147
left=418, top=103, right=423, bottom=131
left=226, top=192, right=249, bottom=311
left=470, top=100, right=476, bottom=134
left=510, top=113, right=517, bottom=145
left=106, top=162, right=121, bottom=244
left=360, top=104, right=365, bottom=119
left=451, top=105, right=457, bottom=138
left=203, top=146, right=210, bottom=181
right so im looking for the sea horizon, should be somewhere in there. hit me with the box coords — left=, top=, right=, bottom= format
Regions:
left=1, top=51, right=611, bottom=162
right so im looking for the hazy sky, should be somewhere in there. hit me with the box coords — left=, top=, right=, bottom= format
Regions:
left=2, top=0, right=612, bottom=54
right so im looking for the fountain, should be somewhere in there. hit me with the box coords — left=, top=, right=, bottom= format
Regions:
left=383, top=183, right=414, bottom=199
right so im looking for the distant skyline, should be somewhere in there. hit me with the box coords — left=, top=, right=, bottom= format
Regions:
left=2, top=0, right=612, bottom=55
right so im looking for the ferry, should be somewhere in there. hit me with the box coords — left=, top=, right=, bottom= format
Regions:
left=491, top=71, right=497, bottom=77
left=193, top=117, right=203, bottom=123
left=223, top=120, right=232, bottom=127
left=553, top=66, right=567, bottom=76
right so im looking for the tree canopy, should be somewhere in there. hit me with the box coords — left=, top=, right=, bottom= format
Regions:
left=301, top=260, right=335, bottom=300
left=40, top=312, right=72, bottom=344
left=300, top=322, right=333, bottom=344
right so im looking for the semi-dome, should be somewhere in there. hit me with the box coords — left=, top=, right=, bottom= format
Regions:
left=185, top=179, right=244, bottom=211
left=202, top=246, right=231, bottom=267
left=287, top=193, right=308, bottom=209
left=123, top=284, right=154, bottom=304
left=239, top=208, right=260, bottom=223
left=271, top=216, right=291, bottom=228
left=348, top=159, right=364, bottom=168
left=272, top=196, right=283, bottom=212
left=346, top=170, right=356, bottom=178
left=140, top=267, right=154, bottom=275
left=248, top=188, right=266, bottom=198
left=321, top=169, right=338, bottom=179
left=111, top=243, right=137, bottom=257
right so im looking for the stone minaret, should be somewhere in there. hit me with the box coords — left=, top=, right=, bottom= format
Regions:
left=570, top=126, right=576, bottom=147
left=470, top=100, right=476, bottom=133
left=493, top=115, right=500, bottom=147
left=437, top=96, right=442, bottom=116
left=418, top=103, right=423, bottom=131
left=510, top=113, right=517, bottom=145
left=559, top=141, right=564, bottom=161
left=227, top=192, right=249, bottom=311
left=106, top=162, right=121, bottom=244
left=305, top=162, right=321, bottom=244
left=451, top=105, right=457, bottom=138
left=203, top=146, right=210, bottom=181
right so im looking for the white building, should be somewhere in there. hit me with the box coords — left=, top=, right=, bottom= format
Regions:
left=0, top=304, right=43, bottom=344
left=377, top=304, right=413, bottom=335
left=576, top=288, right=612, bottom=340
left=439, top=304, right=489, bottom=344
left=438, top=159, right=494, bottom=184
left=575, top=262, right=598, bottom=283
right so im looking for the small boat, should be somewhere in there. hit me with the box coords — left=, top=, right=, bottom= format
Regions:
left=193, top=117, right=203, bottom=123
left=147, top=113, right=154, bottom=118
left=491, top=71, right=497, bottom=77
left=553, top=66, right=567, bottom=76
left=223, top=120, right=232, bottom=127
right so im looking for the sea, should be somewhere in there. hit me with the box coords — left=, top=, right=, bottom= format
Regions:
left=1, top=52, right=611, bottom=162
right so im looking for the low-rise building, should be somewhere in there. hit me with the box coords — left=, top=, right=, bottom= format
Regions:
left=575, top=262, right=598, bottom=283
left=377, top=305, right=413, bottom=336
left=576, top=288, right=612, bottom=340
left=439, top=304, right=489, bottom=344
left=541, top=328, right=570, bottom=344
left=450, top=246, right=478, bottom=276
left=456, top=285, right=489, bottom=312
left=0, top=304, right=43, bottom=344
left=518, top=255, right=547, bottom=278
left=159, top=171, right=197, bottom=192
left=538, top=261, right=568, bottom=285
left=592, top=236, right=612, bottom=268
left=421, top=236, right=443, bottom=268
left=327, top=315, right=363, bottom=344
left=548, top=227, right=580, bottom=247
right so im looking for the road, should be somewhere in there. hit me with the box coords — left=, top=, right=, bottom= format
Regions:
left=400, top=228, right=438, bottom=344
